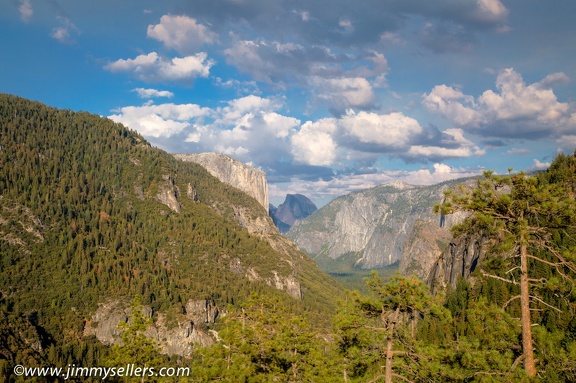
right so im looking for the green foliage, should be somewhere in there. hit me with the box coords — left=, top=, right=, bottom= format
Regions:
left=193, top=293, right=338, bottom=382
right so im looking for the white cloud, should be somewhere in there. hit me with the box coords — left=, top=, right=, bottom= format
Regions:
left=133, top=88, right=174, bottom=99
left=340, top=110, right=422, bottom=148
left=291, top=119, right=338, bottom=166
left=205, top=98, right=300, bottom=162
left=422, top=85, right=481, bottom=127
left=290, top=110, right=483, bottom=167
left=110, top=96, right=300, bottom=166
left=147, top=15, right=217, bottom=54
left=478, top=69, right=569, bottom=123
left=105, top=52, right=214, bottom=83
left=528, top=159, right=551, bottom=172
left=423, top=68, right=576, bottom=138
left=108, top=103, right=210, bottom=138
left=18, top=0, right=32, bottom=22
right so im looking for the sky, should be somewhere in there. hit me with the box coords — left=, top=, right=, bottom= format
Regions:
left=2, top=0, right=576, bottom=207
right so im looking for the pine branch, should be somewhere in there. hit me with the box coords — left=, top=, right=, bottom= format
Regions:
left=502, top=295, right=520, bottom=309
left=480, top=269, right=518, bottom=285
left=529, top=295, right=562, bottom=313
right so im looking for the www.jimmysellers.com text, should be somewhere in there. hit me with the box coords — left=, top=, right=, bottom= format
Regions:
left=13, top=363, right=190, bottom=380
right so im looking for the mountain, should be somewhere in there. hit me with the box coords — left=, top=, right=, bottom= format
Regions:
left=287, top=179, right=470, bottom=270
left=0, top=94, right=342, bottom=367
left=174, top=152, right=269, bottom=214
left=270, top=194, right=317, bottom=233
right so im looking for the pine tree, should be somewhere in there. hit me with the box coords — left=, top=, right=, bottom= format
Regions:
left=338, top=273, right=449, bottom=383
left=436, top=170, right=576, bottom=377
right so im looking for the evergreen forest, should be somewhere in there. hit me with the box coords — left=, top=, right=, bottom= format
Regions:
left=1, top=94, right=576, bottom=382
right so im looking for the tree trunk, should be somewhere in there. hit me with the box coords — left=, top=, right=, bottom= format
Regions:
left=385, top=307, right=400, bottom=383
left=520, top=243, right=536, bottom=377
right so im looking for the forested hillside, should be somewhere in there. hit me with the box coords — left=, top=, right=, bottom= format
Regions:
left=0, top=94, right=342, bottom=382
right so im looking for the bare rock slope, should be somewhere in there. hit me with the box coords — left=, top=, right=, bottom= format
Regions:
left=175, top=152, right=269, bottom=213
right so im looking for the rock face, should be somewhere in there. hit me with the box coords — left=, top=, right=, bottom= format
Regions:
left=427, top=231, right=489, bottom=293
left=175, top=153, right=269, bottom=213
left=270, top=194, right=317, bottom=233
left=288, top=179, right=473, bottom=269
left=156, top=174, right=181, bottom=213
left=399, top=220, right=452, bottom=281
left=84, top=299, right=218, bottom=358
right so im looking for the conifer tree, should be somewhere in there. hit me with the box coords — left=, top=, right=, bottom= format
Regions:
left=339, top=273, right=449, bottom=383
left=436, top=170, right=576, bottom=377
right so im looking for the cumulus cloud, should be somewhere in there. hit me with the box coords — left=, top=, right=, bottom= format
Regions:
left=291, top=120, right=338, bottom=166
left=423, top=68, right=576, bottom=138
left=147, top=15, right=217, bottom=54
left=290, top=110, right=480, bottom=167
left=423, top=85, right=482, bottom=126
left=109, top=96, right=300, bottom=166
left=340, top=110, right=422, bottom=149
left=133, top=88, right=174, bottom=99
left=104, top=52, right=214, bottom=83
left=108, top=103, right=210, bottom=138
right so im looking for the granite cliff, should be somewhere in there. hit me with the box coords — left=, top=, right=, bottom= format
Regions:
left=287, top=179, right=472, bottom=269
left=175, top=152, right=269, bottom=213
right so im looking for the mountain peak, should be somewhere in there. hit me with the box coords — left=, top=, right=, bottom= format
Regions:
left=270, top=194, right=317, bottom=233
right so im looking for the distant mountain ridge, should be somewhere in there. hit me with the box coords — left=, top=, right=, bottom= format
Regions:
left=270, top=194, right=317, bottom=234
left=287, top=178, right=471, bottom=269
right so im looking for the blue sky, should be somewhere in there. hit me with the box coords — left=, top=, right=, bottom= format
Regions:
left=2, top=0, right=576, bottom=207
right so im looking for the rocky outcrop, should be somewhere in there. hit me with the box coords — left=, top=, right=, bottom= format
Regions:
left=156, top=174, right=181, bottom=213
left=0, top=196, right=45, bottom=255
left=175, top=153, right=269, bottom=213
left=270, top=194, right=317, bottom=233
left=84, top=298, right=219, bottom=358
left=226, top=255, right=302, bottom=299
left=288, top=178, right=474, bottom=269
left=427, top=231, right=489, bottom=293
left=399, top=220, right=452, bottom=281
